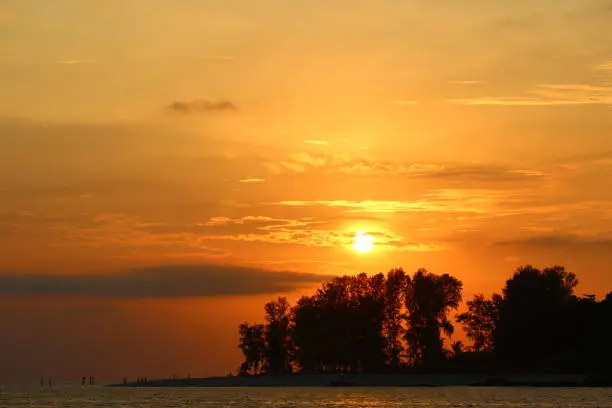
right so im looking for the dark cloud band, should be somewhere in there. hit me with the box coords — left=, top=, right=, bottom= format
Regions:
left=167, top=99, right=237, bottom=114
left=0, top=265, right=331, bottom=298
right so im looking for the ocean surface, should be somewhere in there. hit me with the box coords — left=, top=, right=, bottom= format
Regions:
left=0, top=386, right=610, bottom=407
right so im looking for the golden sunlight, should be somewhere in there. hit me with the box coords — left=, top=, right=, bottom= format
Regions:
left=352, top=231, right=375, bottom=253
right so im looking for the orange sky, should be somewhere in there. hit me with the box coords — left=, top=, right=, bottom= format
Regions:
left=1, top=0, right=612, bottom=383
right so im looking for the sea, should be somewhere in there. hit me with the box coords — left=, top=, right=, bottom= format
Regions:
left=0, top=386, right=610, bottom=407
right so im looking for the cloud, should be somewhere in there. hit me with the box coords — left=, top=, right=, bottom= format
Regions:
left=264, top=153, right=547, bottom=181
left=451, top=98, right=574, bottom=106
left=55, top=60, right=97, bottom=65
left=497, top=234, right=612, bottom=248
left=197, top=215, right=446, bottom=252
left=450, top=83, right=612, bottom=106
left=303, top=140, right=328, bottom=145
left=274, top=188, right=595, bottom=221
left=203, top=216, right=291, bottom=227
left=167, top=99, right=237, bottom=114
left=0, top=265, right=331, bottom=298
left=277, top=200, right=456, bottom=214
left=596, top=60, right=612, bottom=71
left=450, top=80, right=484, bottom=85
left=238, top=178, right=266, bottom=183
left=275, top=189, right=519, bottom=215
left=507, top=169, right=546, bottom=177
left=200, top=216, right=340, bottom=247
left=548, top=150, right=612, bottom=172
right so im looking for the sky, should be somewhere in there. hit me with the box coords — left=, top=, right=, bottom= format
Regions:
left=1, top=0, right=612, bottom=383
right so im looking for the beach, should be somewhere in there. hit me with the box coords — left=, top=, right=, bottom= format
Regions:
left=114, top=373, right=600, bottom=388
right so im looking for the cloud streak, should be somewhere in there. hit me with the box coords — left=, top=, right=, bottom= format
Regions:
left=275, top=188, right=518, bottom=215
left=303, top=140, right=329, bottom=145
left=596, top=60, right=612, bottom=71
left=392, top=100, right=419, bottom=106
left=451, top=83, right=612, bottom=106
left=55, top=60, right=97, bottom=65
left=450, top=80, right=484, bottom=85
left=197, top=215, right=448, bottom=252
left=0, top=265, right=331, bottom=298
left=497, top=234, right=612, bottom=248
left=167, top=99, right=237, bottom=114
left=264, top=152, right=547, bottom=181
left=239, top=178, right=266, bottom=183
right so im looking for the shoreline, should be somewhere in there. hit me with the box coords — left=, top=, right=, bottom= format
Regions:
left=111, top=373, right=612, bottom=388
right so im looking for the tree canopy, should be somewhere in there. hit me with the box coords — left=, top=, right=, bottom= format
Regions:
left=238, top=265, right=612, bottom=375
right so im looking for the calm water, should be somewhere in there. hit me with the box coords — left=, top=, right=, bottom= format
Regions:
left=0, top=386, right=610, bottom=407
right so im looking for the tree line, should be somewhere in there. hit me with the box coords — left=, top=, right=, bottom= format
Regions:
left=237, top=265, right=612, bottom=375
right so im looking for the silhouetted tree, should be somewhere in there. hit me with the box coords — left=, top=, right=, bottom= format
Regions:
left=383, top=268, right=407, bottom=369
left=404, top=269, right=463, bottom=367
left=237, top=264, right=611, bottom=376
left=494, top=265, right=578, bottom=371
left=564, top=292, right=612, bottom=372
left=456, top=293, right=501, bottom=352
left=351, top=272, right=387, bottom=372
left=450, top=340, right=464, bottom=358
left=263, top=297, right=294, bottom=374
left=603, top=292, right=612, bottom=371
left=291, top=295, right=324, bottom=372
left=291, top=273, right=388, bottom=373
left=237, top=323, right=266, bottom=375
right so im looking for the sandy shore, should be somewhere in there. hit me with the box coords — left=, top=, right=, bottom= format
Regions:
left=113, top=373, right=604, bottom=388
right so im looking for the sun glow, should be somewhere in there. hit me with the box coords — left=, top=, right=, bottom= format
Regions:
left=352, top=231, right=375, bottom=253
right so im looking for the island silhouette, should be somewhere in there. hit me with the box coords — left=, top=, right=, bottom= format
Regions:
left=116, top=265, right=612, bottom=387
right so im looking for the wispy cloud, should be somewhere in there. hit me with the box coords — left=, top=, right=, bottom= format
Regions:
left=451, top=83, right=612, bottom=106
left=392, top=100, right=419, bottom=106
left=204, top=216, right=288, bottom=227
left=167, top=99, right=237, bottom=114
left=198, top=215, right=445, bottom=252
left=274, top=189, right=586, bottom=218
left=508, top=169, right=546, bottom=177
left=595, top=60, right=612, bottom=71
left=451, top=98, right=602, bottom=107
left=497, top=233, right=612, bottom=248
left=238, top=178, right=266, bottom=183
left=0, top=265, right=331, bottom=298
left=264, top=152, right=547, bottom=181
left=450, top=80, right=484, bottom=85
left=548, top=150, right=612, bottom=172
left=303, top=140, right=328, bottom=145
left=55, top=60, right=97, bottom=65
left=277, top=189, right=502, bottom=214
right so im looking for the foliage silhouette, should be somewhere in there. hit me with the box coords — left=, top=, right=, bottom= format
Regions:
left=494, top=265, right=578, bottom=371
left=237, top=323, right=265, bottom=375
left=404, top=269, right=463, bottom=368
left=456, top=293, right=501, bottom=352
left=263, top=297, right=294, bottom=374
left=237, top=265, right=611, bottom=375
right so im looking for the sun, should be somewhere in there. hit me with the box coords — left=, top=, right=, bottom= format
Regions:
left=352, top=231, right=375, bottom=253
